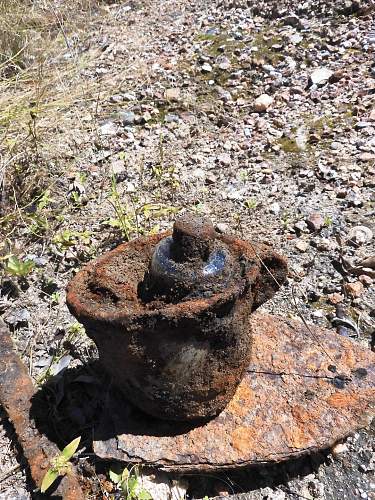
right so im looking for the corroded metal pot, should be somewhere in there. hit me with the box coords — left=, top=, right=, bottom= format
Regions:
left=66, top=222, right=287, bottom=421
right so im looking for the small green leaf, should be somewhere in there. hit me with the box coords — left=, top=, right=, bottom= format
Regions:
left=5, top=256, right=34, bottom=277
left=61, top=436, right=81, bottom=460
left=137, top=489, right=153, bottom=500
left=41, top=468, right=59, bottom=493
left=109, top=469, right=122, bottom=484
left=127, top=475, right=138, bottom=494
left=121, top=467, right=130, bottom=482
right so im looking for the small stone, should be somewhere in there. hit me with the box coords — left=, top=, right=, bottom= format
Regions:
left=216, top=86, right=232, bottom=102
left=216, top=56, right=231, bottom=71
left=217, top=153, right=231, bottom=165
left=346, top=191, right=363, bottom=208
left=193, top=168, right=205, bottom=180
left=142, top=111, right=152, bottom=122
left=269, top=202, right=280, bottom=215
left=119, top=111, right=136, bottom=126
left=110, top=159, right=125, bottom=175
left=312, top=309, right=324, bottom=318
left=110, top=94, right=124, bottom=103
left=355, top=121, right=370, bottom=129
left=327, top=293, right=344, bottom=305
left=330, top=141, right=342, bottom=150
left=165, top=88, right=180, bottom=101
left=359, top=275, right=373, bottom=287
left=316, top=238, right=336, bottom=251
left=5, top=308, right=30, bottom=327
left=295, top=240, right=309, bottom=252
left=282, top=15, right=304, bottom=29
left=216, top=223, right=229, bottom=234
left=306, top=213, right=324, bottom=232
left=125, top=181, right=136, bottom=193
left=289, top=33, right=303, bottom=44
left=369, top=109, right=375, bottom=121
left=254, top=94, right=274, bottom=112
left=122, top=92, right=136, bottom=101
left=329, top=70, right=345, bottom=83
left=344, top=281, right=364, bottom=298
left=205, top=172, right=216, bottom=185
left=309, top=67, right=333, bottom=86
left=331, top=443, right=349, bottom=456
left=99, top=121, right=117, bottom=136
left=348, top=225, right=373, bottom=245
left=359, top=152, right=375, bottom=161
left=165, top=113, right=179, bottom=123
left=201, top=62, right=213, bottom=73
left=294, top=221, right=309, bottom=234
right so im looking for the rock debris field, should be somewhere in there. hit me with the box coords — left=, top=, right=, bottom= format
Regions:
left=0, top=0, right=374, bottom=499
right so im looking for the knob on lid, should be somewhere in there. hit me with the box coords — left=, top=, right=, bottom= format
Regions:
left=171, top=214, right=217, bottom=262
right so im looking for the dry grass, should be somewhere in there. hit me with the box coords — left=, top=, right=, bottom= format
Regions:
left=0, top=0, right=111, bottom=227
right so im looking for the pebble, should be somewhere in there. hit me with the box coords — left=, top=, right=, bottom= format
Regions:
left=289, top=33, right=303, bottom=44
left=348, top=225, right=373, bottom=245
left=5, top=308, right=30, bottom=327
left=216, top=56, right=231, bottom=70
left=315, top=238, right=336, bottom=251
left=359, top=152, right=375, bottom=161
left=119, top=111, right=136, bottom=126
left=122, top=92, right=136, bottom=101
left=216, top=86, right=232, bottom=102
left=306, top=213, right=324, bottom=232
left=282, top=15, right=304, bottom=29
left=294, top=221, right=309, bottom=234
left=344, top=281, right=364, bottom=298
left=110, top=159, right=126, bottom=176
left=359, top=274, right=373, bottom=287
left=309, top=67, right=333, bottom=85
left=328, top=293, right=344, bottom=305
left=217, top=153, right=231, bottom=165
left=330, top=141, right=342, bottom=150
left=165, top=113, right=179, bottom=123
left=205, top=172, right=216, bottom=184
left=254, top=94, right=274, bottom=112
left=201, top=62, right=213, bottom=73
left=216, top=223, right=229, bottom=234
left=332, top=442, right=348, bottom=456
left=165, top=88, right=180, bottom=101
left=26, top=254, right=48, bottom=267
left=142, top=111, right=152, bottom=122
left=295, top=240, right=309, bottom=252
left=329, top=70, right=345, bottom=83
left=99, top=121, right=117, bottom=136
left=269, top=202, right=281, bottom=214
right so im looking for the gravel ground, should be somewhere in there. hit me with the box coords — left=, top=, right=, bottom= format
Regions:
left=0, top=0, right=374, bottom=498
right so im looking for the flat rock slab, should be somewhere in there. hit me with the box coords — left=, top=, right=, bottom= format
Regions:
left=94, top=313, right=374, bottom=472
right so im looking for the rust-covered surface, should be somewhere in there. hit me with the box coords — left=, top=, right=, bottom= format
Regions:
left=93, top=313, right=374, bottom=472
left=66, top=218, right=287, bottom=421
left=0, top=320, right=85, bottom=499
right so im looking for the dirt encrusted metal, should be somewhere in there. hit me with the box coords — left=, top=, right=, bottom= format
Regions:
left=67, top=215, right=287, bottom=421
left=0, top=320, right=85, bottom=499
left=93, top=312, right=375, bottom=472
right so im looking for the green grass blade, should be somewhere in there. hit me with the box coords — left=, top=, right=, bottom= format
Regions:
left=41, top=468, right=59, bottom=493
left=61, top=436, right=81, bottom=460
